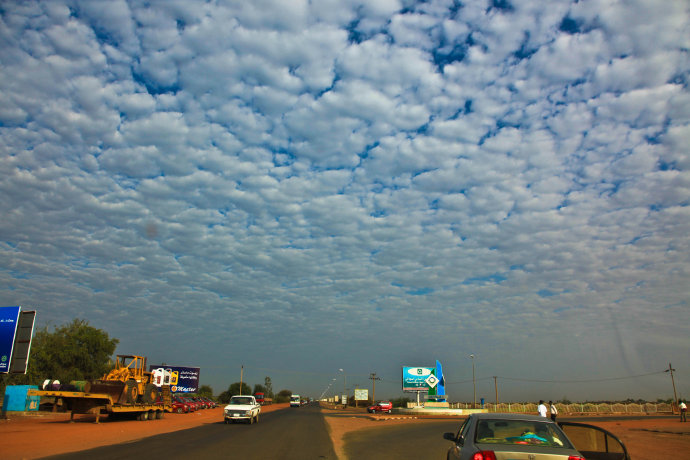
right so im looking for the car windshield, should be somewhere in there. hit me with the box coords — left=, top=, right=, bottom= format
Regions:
left=230, top=397, right=253, bottom=405
left=474, top=419, right=573, bottom=449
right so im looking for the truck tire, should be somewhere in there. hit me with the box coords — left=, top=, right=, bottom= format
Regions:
left=142, top=383, right=157, bottom=404
left=125, top=380, right=138, bottom=404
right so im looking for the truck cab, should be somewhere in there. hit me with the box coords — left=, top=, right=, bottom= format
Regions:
left=290, top=394, right=300, bottom=407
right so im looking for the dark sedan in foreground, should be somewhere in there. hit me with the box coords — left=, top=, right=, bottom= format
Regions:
left=443, top=413, right=629, bottom=460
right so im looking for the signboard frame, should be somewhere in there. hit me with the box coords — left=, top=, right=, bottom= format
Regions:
left=9, top=310, right=36, bottom=373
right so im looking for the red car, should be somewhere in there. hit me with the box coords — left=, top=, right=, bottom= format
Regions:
left=367, top=401, right=393, bottom=413
left=157, top=396, right=190, bottom=413
left=175, top=396, right=199, bottom=411
left=170, top=398, right=191, bottom=413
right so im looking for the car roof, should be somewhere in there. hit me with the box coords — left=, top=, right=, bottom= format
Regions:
left=470, top=413, right=555, bottom=422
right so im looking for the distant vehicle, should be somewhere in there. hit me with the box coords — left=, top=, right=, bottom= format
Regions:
left=201, top=397, right=217, bottom=408
left=443, top=413, right=629, bottom=460
left=290, top=394, right=301, bottom=407
left=160, top=396, right=189, bottom=414
left=224, top=395, right=261, bottom=424
left=175, top=395, right=199, bottom=411
left=190, top=396, right=209, bottom=408
left=255, top=392, right=274, bottom=405
left=367, top=401, right=393, bottom=413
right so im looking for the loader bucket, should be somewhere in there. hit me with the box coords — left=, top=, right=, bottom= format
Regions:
left=85, top=381, right=130, bottom=404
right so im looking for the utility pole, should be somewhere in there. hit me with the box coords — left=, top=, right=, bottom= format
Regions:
left=240, top=365, right=244, bottom=395
left=494, top=376, right=499, bottom=407
left=666, top=363, right=678, bottom=412
left=370, top=373, right=381, bottom=403
left=470, top=354, right=476, bottom=409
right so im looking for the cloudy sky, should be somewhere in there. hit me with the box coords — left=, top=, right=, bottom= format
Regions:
left=1, top=0, right=688, bottom=402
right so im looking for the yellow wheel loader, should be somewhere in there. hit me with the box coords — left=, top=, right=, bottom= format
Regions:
left=85, top=355, right=158, bottom=405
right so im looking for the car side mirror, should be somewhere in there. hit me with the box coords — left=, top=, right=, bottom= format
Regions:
left=443, top=432, right=463, bottom=445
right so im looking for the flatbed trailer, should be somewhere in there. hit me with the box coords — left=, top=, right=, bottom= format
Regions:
left=27, top=388, right=172, bottom=423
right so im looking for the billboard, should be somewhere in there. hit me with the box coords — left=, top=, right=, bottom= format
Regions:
left=402, top=366, right=438, bottom=392
left=0, top=306, right=21, bottom=373
left=354, top=388, right=369, bottom=401
left=149, top=365, right=200, bottom=393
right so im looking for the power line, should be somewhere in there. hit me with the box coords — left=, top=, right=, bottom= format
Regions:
left=447, top=370, right=667, bottom=385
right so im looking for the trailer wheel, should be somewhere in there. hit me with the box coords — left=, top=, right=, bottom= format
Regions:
left=137, top=411, right=148, bottom=421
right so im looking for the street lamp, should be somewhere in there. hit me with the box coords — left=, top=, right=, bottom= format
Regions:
left=469, top=354, right=476, bottom=409
left=339, top=368, right=347, bottom=406
left=318, top=378, right=337, bottom=401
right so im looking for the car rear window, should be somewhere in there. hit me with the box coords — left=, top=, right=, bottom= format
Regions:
left=475, top=419, right=573, bottom=448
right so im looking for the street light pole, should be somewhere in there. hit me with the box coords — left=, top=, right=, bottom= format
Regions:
left=339, top=368, right=346, bottom=406
left=470, top=354, right=476, bottom=409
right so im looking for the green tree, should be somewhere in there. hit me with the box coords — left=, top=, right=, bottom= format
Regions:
left=391, top=396, right=412, bottom=408
left=198, top=384, right=214, bottom=398
left=264, top=376, right=274, bottom=398
left=3, top=319, right=118, bottom=391
left=275, top=389, right=292, bottom=403
left=218, top=382, right=252, bottom=404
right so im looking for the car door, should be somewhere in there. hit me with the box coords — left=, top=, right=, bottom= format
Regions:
left=558, top=421, right=630, bottom=460
left=444, top=417, right=472, bottom=460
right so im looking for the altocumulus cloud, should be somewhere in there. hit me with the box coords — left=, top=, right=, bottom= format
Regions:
left=1, top=0, right=688, bottom=401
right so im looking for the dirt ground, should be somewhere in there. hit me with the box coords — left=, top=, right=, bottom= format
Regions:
left=320, top=408, right=690, bottom=460
left=1, top=404, right=688, bottom=460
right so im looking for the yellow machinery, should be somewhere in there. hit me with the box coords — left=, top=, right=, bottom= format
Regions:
left=85, top=355, right=158, bottom=405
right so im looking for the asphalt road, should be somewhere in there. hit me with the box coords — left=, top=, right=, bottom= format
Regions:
left=343, top=415, right=678, bottom=459
left=345, top=419, right=460, bottom=459
left=46, top=404, right=337, bottom=460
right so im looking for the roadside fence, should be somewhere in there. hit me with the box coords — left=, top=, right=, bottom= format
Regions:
left=449, top=402, right=675, bottom=415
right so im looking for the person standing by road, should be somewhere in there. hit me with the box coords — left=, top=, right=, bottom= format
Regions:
left=538, top=400, right=547, bottom=418
left=549, top=401, right=558, bottom=421
left=680, top=400, right=687, bottom=422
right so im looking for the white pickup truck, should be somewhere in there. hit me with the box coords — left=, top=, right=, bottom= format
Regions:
left=223, top=395, right=261, bottom=424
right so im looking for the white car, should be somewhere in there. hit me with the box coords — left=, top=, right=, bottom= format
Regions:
left=224, top=395, right=261, bottom=424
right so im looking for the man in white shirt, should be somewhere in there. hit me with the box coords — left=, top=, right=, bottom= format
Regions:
left=538, top=400, right=547, bottom=417
left=680, top=400, right=687, bottom=422
left=549, top=401, right=558, bottom=421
